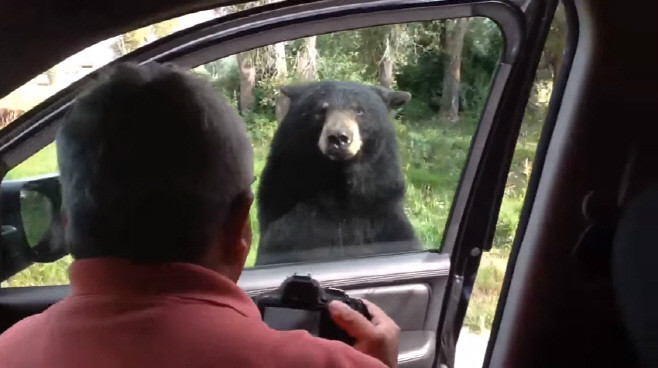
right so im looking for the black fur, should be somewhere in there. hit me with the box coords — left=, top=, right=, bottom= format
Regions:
left=256, top=81, right=420, bottom=265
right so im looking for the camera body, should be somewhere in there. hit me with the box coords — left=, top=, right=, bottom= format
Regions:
left=255, top=274, right=371, bottom=345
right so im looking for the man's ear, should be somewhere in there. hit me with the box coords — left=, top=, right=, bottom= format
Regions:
left=222, top=191, right=254, bottom=247
left=371, top=86, right=412, bottom=109
left=215, top=191, right=253, bottom=281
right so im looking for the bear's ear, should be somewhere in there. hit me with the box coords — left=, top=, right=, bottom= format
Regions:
left=371, top=86, right=412, bottom=109
left=279, top=84, right=310, bottom=101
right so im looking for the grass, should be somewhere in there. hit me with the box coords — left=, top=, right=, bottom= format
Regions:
left=463, top=248, right=509, bottom=333
left=5, top=143, right=59, bottom=180
left=1, top=110, right=540, bottom=333
left=21, top=190, right=54, bottom=246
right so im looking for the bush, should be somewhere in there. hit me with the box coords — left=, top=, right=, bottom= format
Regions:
left=493, top=196, right=525, bottom=250
left=202, top=57, right=240, bottom=102
left=398, top=99, right=435, bottom=122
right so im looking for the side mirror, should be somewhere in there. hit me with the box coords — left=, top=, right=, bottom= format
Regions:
left=1, top=174, right=65, bottom=280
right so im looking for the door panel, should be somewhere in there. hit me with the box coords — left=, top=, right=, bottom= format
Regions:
left=398, top=331, right=436, bottom=368
left=239, top=252, right=449, bottom=294
left=247, top=252, right=450, bottom=368
left=1, top=253, right=448, bottom=368
left=349, top=285, right=437, bottom=368
left=348, top=284, right=430, bottom=331
left=245, top=252, right=449, bottom=368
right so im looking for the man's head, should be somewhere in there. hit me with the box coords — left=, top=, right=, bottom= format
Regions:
left=57, top=62, right=254, bottom=278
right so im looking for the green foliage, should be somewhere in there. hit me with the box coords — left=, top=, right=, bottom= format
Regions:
left=314, top=33, right=370, bottom=82
left=223, top=18, right=504, bottom=123
left=396, top=50, right=445, bottom=113
left=252, top=86, right=277, bottom=118
left=397, top=99, right=435, bottom=122
left=395, top=18, right=501, bottom=116
left=246, top=112, right=278, bottom=146
left=396, top=119, right=474, bottom=248
left=5, top=143, right=58, bottom=180
left=3, top=256, right=72, bottom=287
left=462, top=248, right=508, bottom=333
left=199, top=58, right=241, bottom=103
left=21, top=191, right=53, bottom=247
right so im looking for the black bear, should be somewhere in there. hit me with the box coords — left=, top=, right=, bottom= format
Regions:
left=255, top=81, right=421, bottom=265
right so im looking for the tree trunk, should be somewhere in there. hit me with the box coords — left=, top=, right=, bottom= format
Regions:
left=378, top=32, right=394, bottom=89
left=273, top=41, right=290, bottom=123
left=273, top=42, right=288, bottom=79
left=295, top=36, right=318, bottom=82
left=237, top=52, right=256, bottom=114
left=440, top=18, right=469, bottom=124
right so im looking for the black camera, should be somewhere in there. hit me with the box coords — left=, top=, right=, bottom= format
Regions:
left=255, top=274, right=371, bottom=345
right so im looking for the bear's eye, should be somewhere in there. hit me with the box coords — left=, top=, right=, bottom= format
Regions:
left=354, top=106, right=365, bottom=116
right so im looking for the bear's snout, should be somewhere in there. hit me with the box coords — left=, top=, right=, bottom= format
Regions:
left=318, top=110, right=362, bottom=161
left=327, top=130, right=351, bottom=148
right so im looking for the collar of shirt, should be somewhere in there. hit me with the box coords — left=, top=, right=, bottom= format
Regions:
left=68, top=257, right=261, bottom=319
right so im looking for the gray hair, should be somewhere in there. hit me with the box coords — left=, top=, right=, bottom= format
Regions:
left=57, top=62, right=253, bottom=262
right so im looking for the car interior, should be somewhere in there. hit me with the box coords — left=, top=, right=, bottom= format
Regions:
left=0, top=1, right=656, bottom=368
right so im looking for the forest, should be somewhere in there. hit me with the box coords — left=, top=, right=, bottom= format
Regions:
left=1, top=3, right=566, bottom=333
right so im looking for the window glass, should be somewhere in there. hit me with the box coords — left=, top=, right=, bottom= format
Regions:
left=2, top=17, right=503, bottom=286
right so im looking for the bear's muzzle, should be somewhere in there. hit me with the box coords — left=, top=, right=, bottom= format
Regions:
left=318, top=109, right=362, bottom=161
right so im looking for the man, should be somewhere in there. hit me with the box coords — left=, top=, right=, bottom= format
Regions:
left=0, top=63, right=399, bottom=367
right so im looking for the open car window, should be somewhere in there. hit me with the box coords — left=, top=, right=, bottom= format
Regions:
left=2, top=15, right=504, bottom=285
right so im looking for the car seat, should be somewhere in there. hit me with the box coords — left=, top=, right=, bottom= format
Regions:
left=611, top=188, right=658, bottom=367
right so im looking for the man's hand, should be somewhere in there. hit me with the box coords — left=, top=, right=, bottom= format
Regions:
left=328, top=299, right=400, bottom=368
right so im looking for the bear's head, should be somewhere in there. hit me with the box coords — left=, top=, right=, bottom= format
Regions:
left=278, top=81, right=411, bottom=162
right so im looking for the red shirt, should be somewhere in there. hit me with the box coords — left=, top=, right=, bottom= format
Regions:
left=0, top=258, right=386, bottom=368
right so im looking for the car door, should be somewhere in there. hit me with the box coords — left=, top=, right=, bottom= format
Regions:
left=0, top=1, right=560, bottom=367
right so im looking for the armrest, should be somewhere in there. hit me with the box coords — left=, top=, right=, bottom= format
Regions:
left=398, top=331, right=436, bottom=368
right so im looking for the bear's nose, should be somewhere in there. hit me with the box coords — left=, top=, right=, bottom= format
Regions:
left=327, top=131, right=352, bottom=148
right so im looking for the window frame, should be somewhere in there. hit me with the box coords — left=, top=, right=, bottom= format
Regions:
left=486, top=0, right=579, bottom=364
